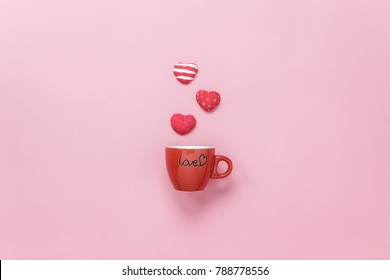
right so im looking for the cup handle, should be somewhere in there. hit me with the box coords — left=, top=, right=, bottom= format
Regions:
left=210, top=155, right=233, bottom=179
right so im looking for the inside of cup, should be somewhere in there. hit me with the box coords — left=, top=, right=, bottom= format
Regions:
left=166, top=146, right=214, bottom=149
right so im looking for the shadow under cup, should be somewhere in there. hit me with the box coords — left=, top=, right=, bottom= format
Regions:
left=165, top=146, right=233, bottom=191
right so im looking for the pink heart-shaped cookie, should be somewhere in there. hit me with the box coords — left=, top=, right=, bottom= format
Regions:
left=196, top=90, right=221, bottom=112
left=170, top=114, right=196, bottom=135
left=173, top=62, right=198, bottom=84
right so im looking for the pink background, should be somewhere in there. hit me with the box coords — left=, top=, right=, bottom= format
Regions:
left=1, top=0, right=389, bottom=259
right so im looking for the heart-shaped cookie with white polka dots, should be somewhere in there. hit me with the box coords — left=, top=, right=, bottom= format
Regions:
left=196, top=90, right=221, bottom=112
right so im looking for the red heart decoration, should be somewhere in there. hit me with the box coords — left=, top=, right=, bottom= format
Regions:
left=196, top=90, right=221, bottom=112
left=170, top=114, right=196, bottom=135
left=173, top=62, right=198, bottom=84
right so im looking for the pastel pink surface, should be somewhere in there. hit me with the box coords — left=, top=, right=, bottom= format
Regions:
left=0, top=0, right=389, bottom=259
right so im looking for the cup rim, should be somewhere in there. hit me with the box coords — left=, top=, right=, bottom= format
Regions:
left=166, top=145, right=214, bottom=149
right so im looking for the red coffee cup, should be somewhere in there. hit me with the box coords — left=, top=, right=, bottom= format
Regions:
left=165, top=146, right=233, bottom=191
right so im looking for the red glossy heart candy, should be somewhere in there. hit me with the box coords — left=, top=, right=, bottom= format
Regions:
left=196, top=90, right=221, bottom=112
left=170, top=114, right=196, bottom=135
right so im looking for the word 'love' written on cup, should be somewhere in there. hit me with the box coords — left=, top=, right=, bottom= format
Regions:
left=178, top=154, right=208, bottom=167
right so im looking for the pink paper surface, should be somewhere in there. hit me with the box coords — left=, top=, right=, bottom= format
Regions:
left=0, top=0, right=389, bottom=259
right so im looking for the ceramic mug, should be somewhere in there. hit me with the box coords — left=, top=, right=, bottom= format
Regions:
left=165, top=146, right=233, bottom=191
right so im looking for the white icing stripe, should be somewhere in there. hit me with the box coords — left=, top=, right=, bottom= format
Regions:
left=175, top=63, right=198, bottom=69
left=173, top=69, right=197, bottom=74
left=176, top=76, right=194, bottom=80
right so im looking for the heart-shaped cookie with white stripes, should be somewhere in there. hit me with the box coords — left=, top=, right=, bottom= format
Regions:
left=173, top=62, right=198, bottom=84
